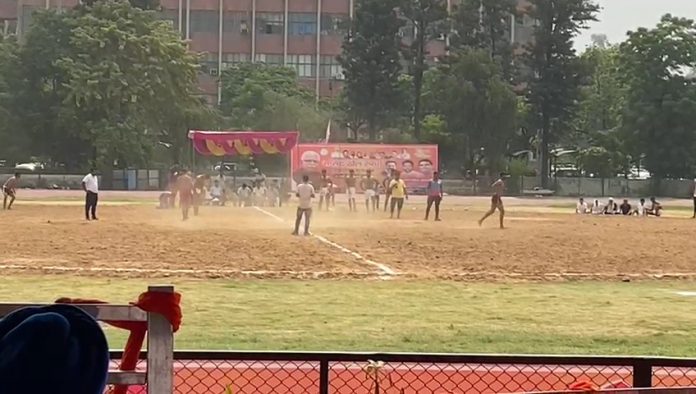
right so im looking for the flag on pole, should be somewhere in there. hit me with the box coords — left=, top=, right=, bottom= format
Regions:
left=324, top=119, right=332, bottom=144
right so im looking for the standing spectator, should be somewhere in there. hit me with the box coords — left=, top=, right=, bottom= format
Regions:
left=293, top=175, right=315, bottom=236
left=82, top=169, right=99, bottom=221
left=389, top=171, right=408, bottom=219
left=2, top=172, right=20, bottom=210
left=425, top=171, right=443, bottom=221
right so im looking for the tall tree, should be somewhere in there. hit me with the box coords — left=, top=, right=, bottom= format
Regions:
left=423, top=49, right=517, bottom=173
left=13, top=0, right=201, bottom=172
left=619, top=15, right=696, bottom=179
left=450, top=0, right=517, bottom=80
left=338, top=0, right=405, bottom=140
left=400, top=0, right=447, bottom=140
left=522, top=0, right=598, bottom=187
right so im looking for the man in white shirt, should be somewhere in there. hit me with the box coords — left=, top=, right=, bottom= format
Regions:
left=575, top=197, right=589, bottom=214
left=293, top=175, right=315, bottom=236
left=209, top=180, right=225, bottom=206
left=81, top=169, right=99, bottom=220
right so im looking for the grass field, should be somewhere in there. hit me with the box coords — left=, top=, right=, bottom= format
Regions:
left=2, top=192, right=696, bottom=357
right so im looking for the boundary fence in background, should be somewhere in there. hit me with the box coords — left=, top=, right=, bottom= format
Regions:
left=110, top=351, right=696, bottom=394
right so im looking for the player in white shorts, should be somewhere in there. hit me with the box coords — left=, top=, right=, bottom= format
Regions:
left=345, top=169, right=358, bottom=212
left=360, top=170, right=380, bottom=212
left=318, top=169, right=332, bottom=211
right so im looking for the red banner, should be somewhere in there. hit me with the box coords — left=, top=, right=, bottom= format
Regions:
left=188, top=131, right=299, bottom=156
left=291, top=143, right=439, bottom=190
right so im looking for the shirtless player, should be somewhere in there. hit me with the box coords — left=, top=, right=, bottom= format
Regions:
left=193, top=174, right=210, bottom=216
left=2, top=172, right=20, bottom=210
left=318, top=169, right=331, bottom=211
left=345, top=169, right=358, bottom=212
left=478, top=173, right=506, bottom=229
left=177, top=170, right=194, bottom=221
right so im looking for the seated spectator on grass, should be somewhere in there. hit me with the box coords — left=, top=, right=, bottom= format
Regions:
left=646, top=196, right=662, bottom=216
left=576, top=197, right=589, bottom=214
left=619, top=199, right=632, bottom=215
left=603, top=198, right=619, bottom=215
left=0, top=304, right=109, bottom=394
left=209, top=180, right=225, bottom=206
left=591, top=199, right=603, bottom=215
left=632, top=198, right=647, bottom=216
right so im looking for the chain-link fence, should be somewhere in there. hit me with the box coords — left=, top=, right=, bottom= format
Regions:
left=106, top=351, right=696, bottom=394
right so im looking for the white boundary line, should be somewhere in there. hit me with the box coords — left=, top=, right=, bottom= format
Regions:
left=253, top=207, right=397, bottom=277
left=0, top=264, right=379, bottom=278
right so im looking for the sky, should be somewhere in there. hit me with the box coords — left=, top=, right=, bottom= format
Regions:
left=574, top=0, right=696, bottom=51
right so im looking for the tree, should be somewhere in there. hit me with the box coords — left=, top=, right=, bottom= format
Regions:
left=400, top=0, right=447, bottom=140
left=338, top=0, right=405, bottom=140
left=619, top=15, right=696, bottom=179
left=220, top=63, right=331, bottom=141
left=0, top=37, right=27, bottom=164
left=522, top=0, right=599, bottom=187
left=450, top=0, right=517, bottom=80
left=13, top=0, right=202, bottom=172
left=423, top=49, right=517, bottom=173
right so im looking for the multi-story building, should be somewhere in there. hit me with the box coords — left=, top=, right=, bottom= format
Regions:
left=3, top=0, right=534, bottom=104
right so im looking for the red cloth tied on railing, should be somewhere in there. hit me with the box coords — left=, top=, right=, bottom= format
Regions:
left=56, top=291, right=182, bottom=394
left=569, top=379, right=631, bottom=392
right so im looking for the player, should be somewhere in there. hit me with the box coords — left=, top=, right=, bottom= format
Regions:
left=318, top=169, right=332, bottom=211
left=293, top=175, right=315, bottom=236
left=2, top=173, right=20, bottom=210
left=361, top=170, right=380, bottom=212
left=193, top=174, right=210, bottom=216
left=345, top=169, right=358, bottom=212
left=382, top=170, right=394, bottom=212
left=425, top=171, right=443, bottom=221
left=388, top=171, right=407, bottom=219
left=478, top=173, right=506, bottom=229
left=176, top=170, right=194, bottom=221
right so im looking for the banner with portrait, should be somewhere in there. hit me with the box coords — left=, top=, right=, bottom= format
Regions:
left=291, top=143, right=439, bottom=191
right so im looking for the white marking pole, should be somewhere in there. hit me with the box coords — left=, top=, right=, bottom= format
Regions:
left=254, top=207, right=397, bottom=277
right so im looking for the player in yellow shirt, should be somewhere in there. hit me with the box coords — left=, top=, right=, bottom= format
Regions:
left=388, top=171, right=408, bottom=219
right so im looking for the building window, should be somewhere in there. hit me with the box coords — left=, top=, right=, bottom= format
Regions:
left=223, top=12, right=251, bottom=34
left=320, top=14, right=347, bottom=36
left=255, top=54, right=284, bottom=65
left=288, top=13, right=317, bottom=36
left=320, top=55, right=343, bottom=79
left=222, top=53, right=250, bottom=68
left=287, top=54, right=315, bottom=77
left=256, top=12, right=284, bottom=35
left=190, top=10, right=217, bottom=33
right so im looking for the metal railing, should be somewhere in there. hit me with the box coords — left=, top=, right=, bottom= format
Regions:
left=109, top=351, right=696, bottom=394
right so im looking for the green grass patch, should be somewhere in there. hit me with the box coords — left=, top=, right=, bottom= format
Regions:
left=3, top=276, right=696, bottom=356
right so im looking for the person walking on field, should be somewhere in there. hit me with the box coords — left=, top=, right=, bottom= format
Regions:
left=293, top=175, right=315, bottom=236
left=425, top=171, right=443, bottom=221
left=360, top=170, right=380, bottom=212
left=478, top=173, right=506, bottom=229
left=2, top=173, right=20, bottom=210
left=176, top=170, right=194, bottom=221
left=82, top=169, right=99, bottom=220
left=389, top=171, right=407, bottom=219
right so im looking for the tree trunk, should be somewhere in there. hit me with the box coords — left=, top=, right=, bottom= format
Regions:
left=540, top=111, right=550, bottom=188
left=412, top=20, right=426, bottom=141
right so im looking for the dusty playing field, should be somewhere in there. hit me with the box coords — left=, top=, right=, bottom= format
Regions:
left=1, top=195, right=695, bottom=280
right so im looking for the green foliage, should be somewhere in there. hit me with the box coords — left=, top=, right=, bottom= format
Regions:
left=8, top=0, right=204, bottom=171
left=400, top=0, right=448, bottom=140
left=450, top=0, right=517, bottom=80
left=576, top=146, right=626, bottom=178
left=619, top=14, right=696, bottom=179
left=338, top=0, right=405, bottom=140
left=522, top=0, right=599, bottom=187
left=423, top=49, right=517, bottom=173
left=219, top=63, right=330, bottom=141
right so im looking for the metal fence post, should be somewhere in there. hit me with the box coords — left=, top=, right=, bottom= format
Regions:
left=319, top=359, right=329, bottom=394
left=633, top=360, right=653, bottom=387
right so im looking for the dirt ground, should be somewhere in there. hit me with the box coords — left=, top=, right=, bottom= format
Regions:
left=1, top=194, right=696, bottom=280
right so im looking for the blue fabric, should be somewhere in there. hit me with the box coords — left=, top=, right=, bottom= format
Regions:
left=0, top=304, right=109, bottom=394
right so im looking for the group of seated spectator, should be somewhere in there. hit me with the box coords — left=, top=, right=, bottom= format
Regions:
left=576, top=196, right=662, bottom=216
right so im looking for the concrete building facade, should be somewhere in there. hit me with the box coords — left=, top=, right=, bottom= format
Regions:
left=2, top=0, right=534, bottom=104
